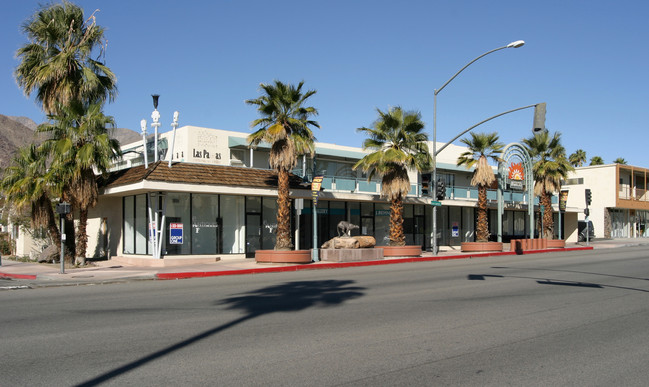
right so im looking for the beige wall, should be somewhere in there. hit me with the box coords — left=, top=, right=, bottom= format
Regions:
left=563, top=211, right=578, bottom=242
left=568, top=165, right=617, bottom=238
left=12, top=226, right=49, bottom=260
left=86, top=196, right=123, bottom=259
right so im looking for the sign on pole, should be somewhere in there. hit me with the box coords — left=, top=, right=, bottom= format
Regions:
left=430, top=200, right=442, bottom=207
left=311, top=176, right=324, bottom=205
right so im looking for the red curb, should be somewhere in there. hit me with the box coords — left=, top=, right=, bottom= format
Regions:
left=0, top=272, right=38, bottom=280
left=155, top=246, right=594, bottom=280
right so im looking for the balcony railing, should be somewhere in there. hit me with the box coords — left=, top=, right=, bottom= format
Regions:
left=319, top=176, right=544, bottom=205
left=619, top=186, right=649, bottom=201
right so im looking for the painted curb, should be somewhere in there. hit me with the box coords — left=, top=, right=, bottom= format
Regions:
left=0, top=272, right=38, bottom=280
left=155, top=246, right=594, bottom=280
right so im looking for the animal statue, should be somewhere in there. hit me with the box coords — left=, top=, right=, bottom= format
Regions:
left=337, top=220, right=359, bottom=237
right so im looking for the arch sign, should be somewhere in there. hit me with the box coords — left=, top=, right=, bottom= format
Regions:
left=497, top=143, right=535, bottom=242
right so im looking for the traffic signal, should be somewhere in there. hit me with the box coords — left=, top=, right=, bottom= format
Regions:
left=533, top=102, right=546, bottom=133
left=585, top=188, right=592, bottom=206
left=436, top=179, right=446, bottom=200
left=421, top=174, right=431, bottom=196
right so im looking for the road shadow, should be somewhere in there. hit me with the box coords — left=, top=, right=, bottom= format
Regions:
left=469, top=270, right=647, bottom=292
left=491, top=266, right=649, bottom=282
left=76, top=279, right=365, bottom=387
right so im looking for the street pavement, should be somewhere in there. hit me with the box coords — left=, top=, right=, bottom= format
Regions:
left=0, top=238, right=646, bottom=287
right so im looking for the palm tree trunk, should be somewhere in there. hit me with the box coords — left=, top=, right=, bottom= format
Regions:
left=36, top=195, right=62, bottom=251
left=476, top=185, right=489, bottom=242
left=389, top=195, right=405, bottom=246
left=64, top=214, right=76, bottom=263
left=75, top=207, right=89, bottom=265
left=542, top=192, right=554, bottom=239
left=275, top=169, right=293, bottom=250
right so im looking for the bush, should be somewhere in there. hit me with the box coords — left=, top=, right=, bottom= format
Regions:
left=0, top=233, right=11, bottom=255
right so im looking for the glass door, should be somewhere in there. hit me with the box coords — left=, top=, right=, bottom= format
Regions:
left=245, top=214, right=261, bottom=258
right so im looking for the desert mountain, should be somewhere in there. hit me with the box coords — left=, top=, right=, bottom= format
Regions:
left=0, top=114, right=142, bottom=170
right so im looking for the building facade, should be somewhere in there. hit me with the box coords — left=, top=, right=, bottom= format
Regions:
left=567, top=164, right=649, bottom=239
left=77, top=125, right=580, bottom=262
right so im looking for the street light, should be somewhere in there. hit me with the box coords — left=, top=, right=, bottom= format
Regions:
left=140, top=95, right=180, bottom=168
left=432, top=40, right=524, bottom=254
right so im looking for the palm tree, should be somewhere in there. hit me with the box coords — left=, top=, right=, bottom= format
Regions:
left=39, top=102, right=121, bottom=264
left=456, top=132, right=504, bottom=242
left=523, top=131, right=574, bottom=239
left=246, top=80, right=320, bottom=250
left=354, top=107, right=431, bottom=246
left=15, top=1, right=116, bottom=114
left=613, top=157, right=627, bottom=164
left=0, top=145, right=62, bottom=254
left=569, top=149, right=587, bottom=167
left=590, top=156, right=604, bottom=165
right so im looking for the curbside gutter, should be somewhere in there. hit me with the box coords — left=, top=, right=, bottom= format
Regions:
left=155, top=246, right=594, bottom=280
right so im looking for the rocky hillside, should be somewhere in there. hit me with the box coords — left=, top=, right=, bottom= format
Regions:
left=0, top=115, right=39, bottom=169
left=0, top=114, right=142, bottom=170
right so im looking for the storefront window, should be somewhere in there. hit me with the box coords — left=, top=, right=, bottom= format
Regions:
left=164, top=193, right=191, bottom=255
left=123, top=196, right=134, bottom=254
left=192, top=194, right=220, bottom=255
left=221, top=195, right=245, bottom=253
left=349, top=202, right=361, bottom=232
left=261, top=197, right=278, bottom=250
left=375, top=203, right=390, bottom=245
left=135, top=194, right=147, bottom=254
left=329, top=201, right=346, bottom=237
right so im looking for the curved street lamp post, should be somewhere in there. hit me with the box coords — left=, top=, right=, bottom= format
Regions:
left=432, top=40, right=525, bottom=254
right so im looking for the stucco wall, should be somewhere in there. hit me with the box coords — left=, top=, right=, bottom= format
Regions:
left=86, top=196, right=123, bottom=259
left=568, top=165, right=616, bottom=238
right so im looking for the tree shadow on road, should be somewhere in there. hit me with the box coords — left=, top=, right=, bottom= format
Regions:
left=468, top=271, right=648, bottom=292
left=76, top=279, right=365, bottom=387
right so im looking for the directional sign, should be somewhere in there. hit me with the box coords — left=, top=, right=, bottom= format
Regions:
left=431, top=200, right=442, bottom=207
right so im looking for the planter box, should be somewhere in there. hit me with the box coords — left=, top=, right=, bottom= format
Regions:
left=546, top=239, right=565, bottom=248
left=320, top=248, right=383, bottom=262
left=461, top=242, right=503, bottom=252
left=255, top=250, right=312, bottom=264
left=379, top=245, right=422, bottom=257
left=510, top=239, right=548, bottom=252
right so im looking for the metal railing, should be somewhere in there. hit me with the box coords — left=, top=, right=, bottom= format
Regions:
left=619, top=186, right=649, bottom=201
left=320, top=177, right=538, bottom=205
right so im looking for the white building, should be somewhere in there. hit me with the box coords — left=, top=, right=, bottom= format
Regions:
left=568, top=164, right=649, bottom=239
left=8, top=124, right=583, bottom=261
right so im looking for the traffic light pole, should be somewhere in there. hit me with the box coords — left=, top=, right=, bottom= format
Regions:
left=585, top=189, right=592, bottom=246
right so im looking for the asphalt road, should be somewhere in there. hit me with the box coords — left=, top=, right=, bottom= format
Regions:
left=1, top=246, right=648, bottom=386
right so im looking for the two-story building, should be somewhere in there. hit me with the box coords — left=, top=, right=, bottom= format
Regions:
left=567, top=164, right=649, bottom=239
left=68, top=124, right=580, bottom=264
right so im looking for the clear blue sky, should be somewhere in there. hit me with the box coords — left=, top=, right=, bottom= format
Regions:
left=2, top=0, right=648, bottom=166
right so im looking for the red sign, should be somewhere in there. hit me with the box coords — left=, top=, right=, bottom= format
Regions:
left=508, top=162, right=524, bottom=181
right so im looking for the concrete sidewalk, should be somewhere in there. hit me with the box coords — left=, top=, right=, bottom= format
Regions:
left=0, top=238, right=645, bottom=287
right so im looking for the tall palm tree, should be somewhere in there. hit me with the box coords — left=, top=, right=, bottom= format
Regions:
left=15, top=1, right=116, bottom=114
left=590, top=156, right=604, bottom=165
left=456, top=132, right=504, bottom=242
left=0, top=145, right=62, bottom=254
left=613, top=157, right=627, bottom=165
left=246, top=80, right=320, bottom=250
left=39, top=102, right=121, bottom=264
left=354, top=107, right=431, bottom=246
left=569, top=149, right=587, bottom=167
left=523, top=131, right=574, bottom=239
